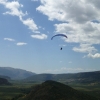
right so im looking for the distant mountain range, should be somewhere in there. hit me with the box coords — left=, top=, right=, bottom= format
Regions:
left=19, top=80, right=98, bottom=100
left=0, top=67, right=100, bottom=84
left=0, top=67, right=36, bottom=80
left=25, top=71, right=100, bottom=84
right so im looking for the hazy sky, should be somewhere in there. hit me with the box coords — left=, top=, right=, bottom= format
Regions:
left=0, top=0, right=100, bottom=74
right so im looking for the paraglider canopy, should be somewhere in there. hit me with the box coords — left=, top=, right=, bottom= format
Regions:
left=51, top=34, right=67, bottom=40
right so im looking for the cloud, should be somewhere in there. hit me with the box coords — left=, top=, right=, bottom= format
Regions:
left=4, top=38, right=15, bottom=41
left=31, top=34, right=47, bottom=39
left=20, top=17, right=38, bottom=32
left=87, top=53, right=100, bottom=59
left=37, top=0, right=100, bottom=58
left=16, top=42, right=27, bottom=46
left=61, top=67, right=84, bottom=72
left=37, top=0, right=98, bottom=23
left=59, top=61, right=63, bottom=63
left=1, top=0, right=25, bottom=17
left=45, top=67, right=96, bottom=73
left=55, top=22, right=100, bottom=44
left=0, top=0, right=38, bottom=34
left=31, top=0, right=38, bottom=1
left=68, top=61, right=72, bottom=64
left=73, top=44, right=97, bottom=53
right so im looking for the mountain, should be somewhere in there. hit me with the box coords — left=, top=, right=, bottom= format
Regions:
left=0, top=67, right=36, bottom=80
left=0, top=77, right=11, bottom=85
left=25, top=71, right=100, bottom=84
left=20, top=80, right=98, bottom=100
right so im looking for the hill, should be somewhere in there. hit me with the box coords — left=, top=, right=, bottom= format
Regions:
left=21, top=80, right=98, bottom=100
left=25, top=71, right=100, bottom=84
left=0, top=67, right=36, bottom=80
left=0, top=77, right=11, bottom=85
left=0, top=75, right=11, bottom=80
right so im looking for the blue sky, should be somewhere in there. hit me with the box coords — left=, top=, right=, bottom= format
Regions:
left=0, top=0, right=100, bottom=74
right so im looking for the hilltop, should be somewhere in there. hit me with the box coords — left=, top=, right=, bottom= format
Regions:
left=20, top=80, right=98, bottom=100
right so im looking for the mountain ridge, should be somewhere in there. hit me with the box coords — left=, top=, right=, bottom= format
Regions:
left=25, top=71, right=100, bottom=84
left=0, top=66, right=100, bottom=84
left=0, top=67, right=36, bottom=80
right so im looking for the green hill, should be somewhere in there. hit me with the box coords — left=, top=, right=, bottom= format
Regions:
left=0, top=77, right=11, bottom=85
left=21, top=80, right=98, bottom=100
left=0, top=75, right=11, bottom=80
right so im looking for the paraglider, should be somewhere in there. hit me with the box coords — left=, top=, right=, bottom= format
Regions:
left=51, top=34, right=67, bottom=40
left=51, top=34, right=67, bottom=50
left=60, top=47, right=62, bottom=50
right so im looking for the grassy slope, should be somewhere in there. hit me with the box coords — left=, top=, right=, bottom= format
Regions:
left=71, top=84, right=100, bottom=100
left=0, top=82, right=36, bottom=100
left=0, top=81, right=100, bottom=100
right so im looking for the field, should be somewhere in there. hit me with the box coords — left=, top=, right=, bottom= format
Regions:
left=70, top=83, right=100, bottom=99
left=0, top=81, right=39, bottom=100
left=0, top=81, right=100, bottom=100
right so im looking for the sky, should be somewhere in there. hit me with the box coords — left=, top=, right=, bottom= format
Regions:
left=0, top=0, right=100, bottom=74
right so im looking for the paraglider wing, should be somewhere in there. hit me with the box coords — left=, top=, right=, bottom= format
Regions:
left=51, top=34, right=67, bottom=40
